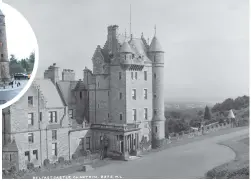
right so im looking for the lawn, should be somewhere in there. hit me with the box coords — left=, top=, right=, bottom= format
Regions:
left=205, top=136, right=249, bottom=179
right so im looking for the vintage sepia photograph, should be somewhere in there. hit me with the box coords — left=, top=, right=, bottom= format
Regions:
left=1, top=0, right=249, bottom=179
left=0, top=2, right=38, bottom=106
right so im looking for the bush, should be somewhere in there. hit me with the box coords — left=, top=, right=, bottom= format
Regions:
left=80, top=149, right=88, bottom=157
left=10, top=166, right=17, bottom=173
left=58, top=157, right=64, bottom=164
left=72, top=154, right=78, bottom=160
left=27, top=162, right=34, bottom=170
left=43, top=159, right=50, bottom=167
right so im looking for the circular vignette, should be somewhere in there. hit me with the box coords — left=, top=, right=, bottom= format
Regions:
left=0, top=2, right=39, bottom=109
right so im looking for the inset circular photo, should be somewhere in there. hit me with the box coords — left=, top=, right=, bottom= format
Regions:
left=0, top=2, right=39, bottom=107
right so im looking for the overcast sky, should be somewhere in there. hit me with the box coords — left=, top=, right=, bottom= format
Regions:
left=4, top=0, right=249, bottom=103
left=1, top=2, right=37, bottom=59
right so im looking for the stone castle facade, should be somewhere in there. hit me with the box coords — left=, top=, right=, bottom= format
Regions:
left=0, top=9, right=10, bottom=83
left=2, top=25, right=165, bottom=170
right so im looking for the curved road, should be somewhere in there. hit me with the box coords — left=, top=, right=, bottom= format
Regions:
left=69, top=128, right=249, bottom=179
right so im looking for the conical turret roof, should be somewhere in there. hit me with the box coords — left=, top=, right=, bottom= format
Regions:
left=149, top=36, right=163, bottom=52
left=120, top=41, right=133, bottom=53
left=228, top=109, right=235, bottom=119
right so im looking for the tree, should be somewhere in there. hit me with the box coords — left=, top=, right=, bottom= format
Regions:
left=198, top=110, right=203, bottom=116
left=204, top=106, right=212, bottom=120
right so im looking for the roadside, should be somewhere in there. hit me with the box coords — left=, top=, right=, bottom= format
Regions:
left=205, top=135, right=249, bottom=179
left=8, top=126, right=248, bottom=179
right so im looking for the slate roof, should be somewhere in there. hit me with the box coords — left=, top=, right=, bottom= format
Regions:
left=120, top=41, right=133, bottom=53
left=228, top=109, right=235, bottom=119
left=0, top=8, right=4, bottom=16
left=33, top=79, right=64, bottom=108
left=2, top=140, right=18, bottom=152
left=57, top=81, right=78, bottom=106
left=149, top=36, right=164, bottom=52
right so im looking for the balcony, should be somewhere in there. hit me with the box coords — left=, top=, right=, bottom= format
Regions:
left=91, top=123, right=140, bottom=132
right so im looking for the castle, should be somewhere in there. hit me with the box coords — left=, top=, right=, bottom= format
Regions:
left=0, top=8, right=10, bottom=83
left=2, top=25, right=166, bottom=170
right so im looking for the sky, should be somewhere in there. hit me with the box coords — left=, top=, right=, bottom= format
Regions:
left=0, top=1, right=37, bottom=59
left=4, top=0, right=249, bottom=103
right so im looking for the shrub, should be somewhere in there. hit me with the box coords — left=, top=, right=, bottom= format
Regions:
left=58, top=157, right=64, bottom=164
left=27, top=162, right=34, bottom=170
left=72, top=153, right=78, bottom=160
left=10, top=166, right=17, bottom=173
left=80, top=149, right=88, bottom=157
left=43, top=159, right=50, bottom=167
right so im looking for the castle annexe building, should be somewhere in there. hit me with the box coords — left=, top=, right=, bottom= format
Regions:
left=2, top=25, right=166, bottom=170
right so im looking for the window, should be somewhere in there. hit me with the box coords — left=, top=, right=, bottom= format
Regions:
left=131, top=72, right=134, bottom=80
left=120, top=113, right=123, bottom=121
left=98, top=104, right=99, bottom=108
left=154, top=94, right=157, bottom=98
left=154, top=109, right=157, bottom=115
left=52, top=130, right=57, bottom=140
left=144, top=108, right=148, bottom=120
left=100, top=136, right=103, bottom=144
left=80, top=91, right=82, bottom=99
left=39, top=112, right=42, bottom=122
left=132, top=109, right=137, bottom=121
left=1, top=54, right=3, bottom=58
left=97, top=82, right=99, bottom=88
left=68, top=109, right=73, bottom=118
left=119, top=72, right=122, bottom=80
left=28, top=96, right=33, bottom=105
left=28, top=113, right=34, bottom=126
left=143, top=89, right=147, bottom=99
left=135, top=72, right=137, bottom=79
left=108, top=113, right=110, bottom=118
left=49, top=111, right=57, bottom=123
left=132, top=54, right=135, bottom=59
left=28, top=133, right=34, bottom=143
left=33, top=150, right=38, bottom=160
left=144, top=71, right=147, bottom=81
left=124, top=55, right=126, bottom=60
left=108, top=91, right=109, bottom=96
left=86, top=137, right=91, bottom=150
left=132, top=89, right=136, bottom=100
left=156, top=126, right=158, bottom=133
left=52, top=143, right=57, bottom=156
left=154, top=73, right=156, bottom=79
left=119, top=92, right=122, bottom=100
left=25, top=151, right=30, bottom=161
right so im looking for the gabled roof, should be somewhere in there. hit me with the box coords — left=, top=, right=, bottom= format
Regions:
left=33, top=79, right=64, bottom=108
left=57, top=81, right=78, bottom=106
left=0, top=8, right=4, bottom=16
left=149, top=36, right=164, bottom=52
left=2, top=140, right=18, bottom=152
left=228, top=109, right=235, bottom=119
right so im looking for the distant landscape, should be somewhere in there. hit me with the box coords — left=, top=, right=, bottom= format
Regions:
left=9, top=52, right=35, bottom=76
left=164, top=95, right=249, bottom=136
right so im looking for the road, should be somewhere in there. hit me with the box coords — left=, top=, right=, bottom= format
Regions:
left=0, top=80, right=28, bottom=104
left=68, top=127, right=249, bottom=179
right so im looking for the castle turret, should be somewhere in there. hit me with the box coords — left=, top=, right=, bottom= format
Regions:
left=120, top=41, right=134, bottom=65
left=0, top=9, right=10, bottom=82
left=148, top=30, right=165, bottom=149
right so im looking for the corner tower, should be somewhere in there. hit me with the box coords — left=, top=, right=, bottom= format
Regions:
left=148, top=29, right=165, bottom=148
left=0, top=9, right=10, bottom=82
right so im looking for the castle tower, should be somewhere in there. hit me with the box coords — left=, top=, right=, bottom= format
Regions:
left=148, top=28, right=165, bottom=148
left=0, top=9, right=10, bottom=82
